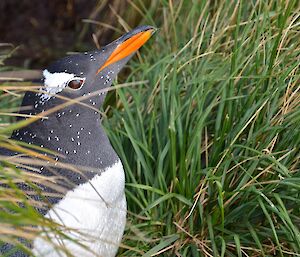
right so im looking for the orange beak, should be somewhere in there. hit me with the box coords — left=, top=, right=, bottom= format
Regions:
left=96, top=28, right=156, bottom=74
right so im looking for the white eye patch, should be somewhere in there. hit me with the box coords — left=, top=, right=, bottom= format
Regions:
left=39, top=69, right=75, bottom=101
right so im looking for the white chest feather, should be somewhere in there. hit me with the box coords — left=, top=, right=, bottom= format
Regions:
left=33, top=160, right=126, bottom=257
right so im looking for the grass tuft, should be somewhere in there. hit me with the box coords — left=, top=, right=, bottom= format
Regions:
left=102, top=0, right=300, bottom=256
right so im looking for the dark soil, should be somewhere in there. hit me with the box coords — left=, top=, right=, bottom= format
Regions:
left=0, top=0, right=129, bottom=68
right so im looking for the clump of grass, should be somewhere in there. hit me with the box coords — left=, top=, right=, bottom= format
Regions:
left=103, top=0, right=300, bottom=256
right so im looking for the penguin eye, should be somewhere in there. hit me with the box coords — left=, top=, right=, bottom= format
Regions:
left=67, top=78, right=85, bottom=90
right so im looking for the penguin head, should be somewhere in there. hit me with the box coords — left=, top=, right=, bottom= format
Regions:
left=27, top=26, right=156, bottom=114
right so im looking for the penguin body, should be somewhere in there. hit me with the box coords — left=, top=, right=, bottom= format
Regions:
left=0, top=25, right=155, bottom=256
left=33, top=161, right=126, bottom=257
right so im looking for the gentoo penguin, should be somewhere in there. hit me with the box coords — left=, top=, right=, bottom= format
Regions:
left=0, top=25, right=156, bottom=257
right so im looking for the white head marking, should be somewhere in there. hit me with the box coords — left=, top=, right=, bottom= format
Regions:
left=39, top=70, right=74, bottom=101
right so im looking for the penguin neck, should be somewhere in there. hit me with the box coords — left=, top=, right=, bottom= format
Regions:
left=13, top=109, right=119, bottom=170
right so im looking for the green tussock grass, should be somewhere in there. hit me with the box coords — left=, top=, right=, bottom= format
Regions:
left=102, top=0, right=300, bottom=256
left=0, top=0, right=300, bottom=256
